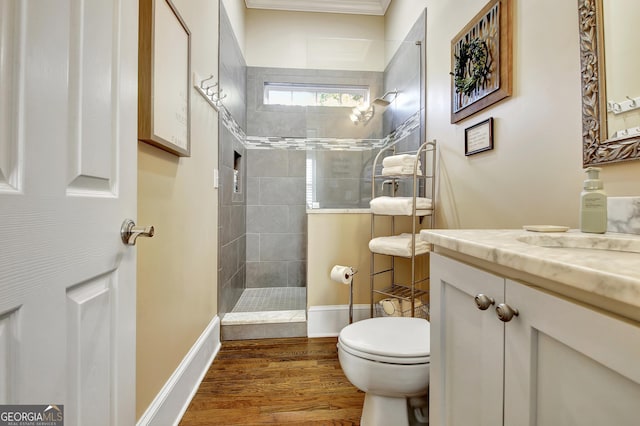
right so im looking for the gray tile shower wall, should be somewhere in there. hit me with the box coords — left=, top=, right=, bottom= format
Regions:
left=246, top=150, right=307, bottom=288
left=246, top=67, right=384, bottom=139
left=218, top=126, right=246, bottom=313
left=246, top=67, right=385, bottom=210
left=218, top=125, right=247, bottom=315
left=218, top=3, right=246, bottom=129
left=383, top=9, right=426, bottom=154
left=218, top=3, right=247, bottom=317
left=243, top=67, right=387, bottom=287
left=378, top=9, right=427, bottom=199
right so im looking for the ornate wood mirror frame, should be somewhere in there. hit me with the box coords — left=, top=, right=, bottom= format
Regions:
left=579, top=0, right=640, bottom=166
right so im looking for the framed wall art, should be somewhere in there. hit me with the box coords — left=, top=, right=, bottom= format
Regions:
left=465, top=117, right=494, bottom=156
left=139, top=0, right=191, bottom=157
left=451, top=0, right=512, bottom=124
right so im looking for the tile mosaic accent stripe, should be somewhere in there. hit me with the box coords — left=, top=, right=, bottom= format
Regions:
left=219, top=102, right=421, bottom=151
left=219, top=104, right=246, bottom=145
left=244, top=136, right=388, bottom=151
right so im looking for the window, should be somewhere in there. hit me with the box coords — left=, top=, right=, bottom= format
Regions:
left=264, top=83, right=369, bottom=107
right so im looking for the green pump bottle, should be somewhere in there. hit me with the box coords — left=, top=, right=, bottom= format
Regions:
left=580, top=167, right=607, bottom=234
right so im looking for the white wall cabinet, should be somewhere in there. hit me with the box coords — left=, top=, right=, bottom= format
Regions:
left=430, top=253, right=640, bottom=426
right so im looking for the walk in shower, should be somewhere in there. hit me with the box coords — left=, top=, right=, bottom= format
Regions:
left=217, top=3, right=427, bottom=339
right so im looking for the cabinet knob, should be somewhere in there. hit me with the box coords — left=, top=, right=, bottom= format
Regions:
left=496, top=303, right=519, bottom=322
left=474, top=294, right=495, bottom=311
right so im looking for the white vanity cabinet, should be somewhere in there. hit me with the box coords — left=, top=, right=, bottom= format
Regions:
left=430, top=252, right=640, bottom=426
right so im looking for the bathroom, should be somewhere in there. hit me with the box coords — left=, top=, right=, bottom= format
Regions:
left=135, top=0, right=640, bottom=424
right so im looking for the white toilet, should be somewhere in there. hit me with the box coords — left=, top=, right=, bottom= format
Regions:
left=337, top=316, right=430, bottom=426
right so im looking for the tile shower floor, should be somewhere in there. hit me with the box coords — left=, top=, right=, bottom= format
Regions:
left=222, top=287, right=307, bottom=325
left=232, top=287, right=306, bottom=312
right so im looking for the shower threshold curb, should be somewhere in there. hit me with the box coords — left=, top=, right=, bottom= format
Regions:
left=221, top=309, right=306, bottom=325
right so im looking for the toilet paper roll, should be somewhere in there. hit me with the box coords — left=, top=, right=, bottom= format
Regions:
left=380, top=298, right=401, bottom=316
left=330, top=265, right=354, bottom=285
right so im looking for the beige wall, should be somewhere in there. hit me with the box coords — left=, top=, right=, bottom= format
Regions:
left=244, top=9, right=385, bottom=71
left=385, top=0, right=640, bottom=230
left=136, top=0, right=219, bottom=419
left=385, top=1, right=423, bottom=44
left=221, top=0, right=246, bottom=55
left=383, top=0, right=426, bottom=65
left=307, top=214, right=372, bottom=307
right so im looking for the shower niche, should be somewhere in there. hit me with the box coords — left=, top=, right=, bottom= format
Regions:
left=233, top=151, right=241, bottom=193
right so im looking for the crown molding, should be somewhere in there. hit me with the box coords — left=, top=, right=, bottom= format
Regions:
left=244, top=0, right=392, bottom=16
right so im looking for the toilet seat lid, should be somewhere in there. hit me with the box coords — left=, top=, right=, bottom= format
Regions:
left=339, top=317, right=430, bottom=359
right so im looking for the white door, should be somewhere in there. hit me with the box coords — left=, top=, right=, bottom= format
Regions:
left=504, top=279, right=640, bottom=426
left=0, top=1, right=138, bottom=425
left=429, top=254, right=505, bottom=426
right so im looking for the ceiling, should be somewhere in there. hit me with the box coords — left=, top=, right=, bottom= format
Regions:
left=244, top=0, right=392, bottom=16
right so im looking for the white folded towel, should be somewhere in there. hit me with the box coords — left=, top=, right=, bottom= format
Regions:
left=381, top=164, right=422, bottom=176
left=382, top=154, right=418, bottom=167
left=368, top=233, right=430, bottom=257
left=370, top=196, right=433, bottom=215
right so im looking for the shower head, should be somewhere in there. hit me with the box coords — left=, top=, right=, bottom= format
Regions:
left=373, top=89, right=398, bottom=106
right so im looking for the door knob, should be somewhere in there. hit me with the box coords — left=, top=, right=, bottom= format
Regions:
left=474, top=294, right=495, bottom=310
left=121, top=219, right=154, bottom=245
left=496, top=303, right=519, bottom=322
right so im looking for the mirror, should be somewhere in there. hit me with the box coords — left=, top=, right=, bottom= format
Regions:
left=578, top=0, right=640, bottom=166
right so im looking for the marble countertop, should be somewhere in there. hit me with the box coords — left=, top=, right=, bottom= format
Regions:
left=420, top=229, right=640, bottom=312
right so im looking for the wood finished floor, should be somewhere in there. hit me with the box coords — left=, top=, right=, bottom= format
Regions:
left=179, top=337, right=364, bottom=425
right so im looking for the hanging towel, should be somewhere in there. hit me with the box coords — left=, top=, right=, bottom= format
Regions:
left=368, top=233, right=430, bottom=257
left=382, top=154, right=418, bottom=167
left=370, top=196, right=433, bottom=216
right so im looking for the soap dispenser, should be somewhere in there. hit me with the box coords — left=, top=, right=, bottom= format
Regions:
left=580, top=167, right=607, bottom=233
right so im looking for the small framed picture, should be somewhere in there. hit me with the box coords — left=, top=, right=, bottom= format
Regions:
left=465, top=117, right=494, bottom=156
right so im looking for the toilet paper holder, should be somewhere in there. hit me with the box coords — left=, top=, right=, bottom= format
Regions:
left=345, top=267, right=358, bottom=324
left=349, top=268, right=358, bottom=324
left=331, top=265, right=358, bottom=324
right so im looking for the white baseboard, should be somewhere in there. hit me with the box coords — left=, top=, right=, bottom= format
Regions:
left=137, top=315, right=221, bottom=426
left=307, top=304, right=372, bottom=337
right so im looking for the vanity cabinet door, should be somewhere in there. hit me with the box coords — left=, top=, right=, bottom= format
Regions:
left=504, top=279, right=640, bottom=426
left=430, top=254, right=505, bottom=426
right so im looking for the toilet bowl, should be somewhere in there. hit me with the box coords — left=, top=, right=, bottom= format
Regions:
left=337, top=316, right=430, bottom=426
